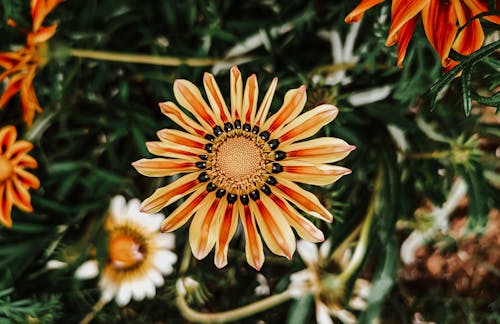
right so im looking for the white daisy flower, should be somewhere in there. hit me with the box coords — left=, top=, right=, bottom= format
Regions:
left=75, top=195, right=177, bottom=306
left=289, top=240, right=370, bottom=324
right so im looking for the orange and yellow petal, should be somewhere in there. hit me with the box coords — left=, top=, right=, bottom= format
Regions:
left=160, top=186, right=208, bottom=232
left=158, top=102, right=206, bottom=137
left=281, top=137, right=355, bottom=164
left=345, top=0, right=385, bottom=23
left=145, top=141, right=203, bottom=160
left=277, top=161, right=352, bottom=186
left=395, top=15, right=419, bottom=67
left=262, top=86, right=307, bottom=134
left=239, top=202, right=265, bottom=270
left=0, top=184, right=14, bottom=227
left=132, top=158, right=198, bottom=177
left=422, top=0, right=458, bottom=68
left=452, top=0, right=485, bottom=56
left=214, top=200, right=239, bottom=268
left=241, top=74, right=259, bottom=125
left=189, top=193, right=220, bottom=259
left=255, top=77, right=278, bottom=127
left=156, top=129, right=208, bottom=150
left=386, top=0, right=429, bottom=46
left=203, top=72, right=232, bottom=124
left=462, top=0, right=500, bottom=24
left=230, top=66, right=243, bottom=121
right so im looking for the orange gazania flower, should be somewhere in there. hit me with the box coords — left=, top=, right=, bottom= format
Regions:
left=0, top=125, right=40, bottom=227
left=133, top=66, right=355, bottom=270
left=0, top=0, right=62, bottom=126
left=345, top=0, right=500, bottom=69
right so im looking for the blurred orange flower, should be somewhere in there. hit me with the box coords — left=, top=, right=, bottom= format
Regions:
left=345, top=0, right=500, bottom=70
left=0, top=125, right=40, bottom=227
left=0, top=0, right=62, bottom=126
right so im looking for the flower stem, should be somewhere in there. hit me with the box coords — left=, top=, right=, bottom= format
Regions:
left=79, top=297, right=108, bottom=324
left=68, top=48, right=221, bottom=67
left=176, top=288, right=293, bottom=323
left=338, top=167, right=383, bottom=283
left=404, top=151, right=448, bottom=160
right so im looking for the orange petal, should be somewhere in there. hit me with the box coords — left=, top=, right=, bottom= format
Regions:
left=276, top=161, right=352, bottom=186
left=386, top=0, right=428, bottom=46
left=269, top=193, right=324, bottom=242
left=158, top=102, right=206, bottom=137
left=145, top=141, right=202, bottom=160
left=8, top=140, right=33, bottom=161
left=214, top=200, right=239, bottom=268
left=189, top=194, right=220, bottom=260
left=161, top=186, right=209, bottom=232
left=394, top=16, right=418, bottom=67
left=132, top=158, right=197, bottom=177
left=27, top=23, right=57, bottom=45
left=174, top=79, right=218, bottom=131
left=230, top=66, right=243, bottom=121
left=10, top=178, right=33, bottom=212
left=140, top=172, right=202, bottom=213
left=0, top=184, right=14, bottom=227
left=452, top=0, right=484, bottom=56
left=462, top=0, right=500, bottom=24
left=157, top=129, right=207, bottom=150
left=273, top=178, right=333, bottom=222
left=255, top=77, right=278, bottom=127
left=422, top=0, right=458, bottom=68
left=273, top=104, right=338, bottom=145
left=251, top=194, right=296, bottom=259
left=239, top=202, right=265, bottom=270
left=281, top=137, right=355, bottom=163
left=262, top=86, right=306, bottom=134
left=0, top=125, right=17, bottom=154
left=18, top=155, right=38, bottom=169
left=0, top=75, right=23, bottom=109
left=14, top=168, right=40, bottom=189
left=242, top=74, right=258, bottom=125
left=345, top=0, right=385, bottom=23
left=203, top=72, right=232, bottom=124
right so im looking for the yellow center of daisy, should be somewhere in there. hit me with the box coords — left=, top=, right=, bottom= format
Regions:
left=109, top=234, right=145, bottom=269
left=210, top=133, right=267, bottom=194
left=0, top=155, right=13, bottom=183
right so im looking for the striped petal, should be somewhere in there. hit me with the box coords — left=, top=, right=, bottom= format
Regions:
left=214, top=199, right=239, bottom=268
left=452, top=0, right=484, bottom=56
left=386, top=0, right=429, bottom=46
left=140, top=172, right=202, bottom=213
left=132, top=158, right=197, bottom=177
left=262, top=86, right=306, bottom=134
left=203, top=72, right=232, bottom=124
left=273, top=104, right=338, bottom=145
left=241, top=74, right=258, bottom=125
left=0, top=184, right=13, bottom=227
left=8, top=140, right=34, bottom=162
left=281, top=137, right=355, bottom=163
left=276, top=161, right=352, bottom=186
left=396, top=16, right=419, bottom=67
left=0, top=74, right=23, bottom=109
left=230, top=66, right=243, bottom=121
left=239, top=202, right=265, bottom=270
left=10, top=178, right=33, bottom=212
left=273, top=178, right=333, bottom=222
left=251, top=194, right=296, bottom=260
left=0, top=126, right=17, bottom=154
left=27, top=23, right=57, bottom=45
left=269, top=193, right=324, bottom=242
left=463, top=0, right=500, bottom=24
left=158, top=102, right=206, bottom=137
left=422, top=0, right=458, bottom=68
left=174, top=79, right=219, bottom=131
left=14, top=168, right=40, bottom=189
left=189, top=194, right=221, bottom=259
left=255, top=77, right=278, bottom=127
left=18, top=155, right=38, bottom=169
left=157, top=129, right=207, bottom=150
left=145, top=141, right=203, bottom=160
left=161, top=186, right=209, bottom=232
left=345, top=0, right=385, bottom=23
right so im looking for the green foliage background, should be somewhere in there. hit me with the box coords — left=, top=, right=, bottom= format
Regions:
left=0, top=0, right=499, bottom=323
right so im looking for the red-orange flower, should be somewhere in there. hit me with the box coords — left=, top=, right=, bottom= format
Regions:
left=133, top=67, right=354, bottom=270
left=0, top=125, right=40, bottom=227
left=0, top=0, right=62, bottom=126
left=345, top=0, right=500, bottom=69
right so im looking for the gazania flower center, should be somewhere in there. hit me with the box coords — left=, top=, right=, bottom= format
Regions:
left=211, top=134, right=267, bottom=194
left=0, top=156, right=13, bottom=183
left=109, top=234, right=145, bottom=269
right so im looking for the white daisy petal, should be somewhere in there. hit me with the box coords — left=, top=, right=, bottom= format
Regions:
left=297, top=240, right=319, bottom=268
left=110, top=196, right=127, bottom=221
left=116, top=284, right=133, bottom=306
left=154, top=250, right=177, bottom=274
left=147, top=268, right=165, bottom=287
left=75, top=260, right=99, bottom=280
left=316, top=302, right=334, bottom=324
left=131, top=279, right=147, bottom=301
left=144, top=279, right=156, bottom=299
left=154, top=233, right=176, bottom=250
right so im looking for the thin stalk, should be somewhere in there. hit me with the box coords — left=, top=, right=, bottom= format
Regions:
left=176, top=288, right=293, bottom=323
left=404, top=151, right=448, bottom=160
left=79, top=297, right=108, bottom=324
left=68, top=49, right=221, bottom=67
left=338, top=167, right=382, bottom=283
